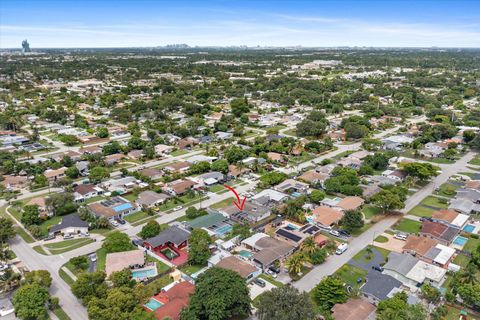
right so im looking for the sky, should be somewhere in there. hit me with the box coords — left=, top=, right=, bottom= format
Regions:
left=1, top=0, right=480, bottom=48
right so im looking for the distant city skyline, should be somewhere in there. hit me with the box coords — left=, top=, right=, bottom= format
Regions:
left=1, top=0, right=480, bottom=48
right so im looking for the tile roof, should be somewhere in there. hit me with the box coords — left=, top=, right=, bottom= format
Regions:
left=312, top=206, right=343, bottom=226
left=336, top=196, right=365, bottom=211
left=145, top=226, right=190, bottom=248
left=332, top=298, right=376, bottom=320
left=402, top=235, right=437, bottom=256
left=153, top=281, right=195, bottom=320
left=216, top=256, right=257, bottom=279
left=105, top=249, right=145, bottom=276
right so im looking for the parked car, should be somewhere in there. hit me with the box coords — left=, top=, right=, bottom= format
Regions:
left=372, top=265, right=384, bottom=272
left=394, top=233, right=407, bottom=241
left=254, top=278, right=266, bottom=287
left=419, top=216, right=433, bottom=222
left=173, top=206, right=183, bottom=211
left=132, top=238, right=144, bottom=247
left=329, top=229, right=341, bottom=237
left=89, top=253, right=97, bottom=262
left=63, top=233, right=73, bottom=240
left=110, top=220, right=119, bottom=227
left=335, top=243, right=348, bottom=255
left=44, top=234, right=55, bottom=241
left=116, top=217, right=126, bottom=225
left=268, top=266, right=280, bottom=274
left=339, top=229, right=351, bottom=237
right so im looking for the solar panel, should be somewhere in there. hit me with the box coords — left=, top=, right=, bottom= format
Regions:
left=276, top=228, right=302, bottom=242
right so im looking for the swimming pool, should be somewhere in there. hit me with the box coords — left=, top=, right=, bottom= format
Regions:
left=239, top=250, right=252, bottom=259
left=215, top=224, right=232, bottom=236
left=144, top=298, right=163, bottom=311
left=453, top=235, right=469, bottom=246
left=291, top=192, right=302, bottom=198
left=286, top=223, right=299, bottom=230
left=463, top=224, right=476, bottom=233
left=132, top=268, right=157, bottom=279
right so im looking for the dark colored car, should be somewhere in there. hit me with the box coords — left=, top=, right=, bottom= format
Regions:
left=132, top=238, right=144, bottom=247
left=372, top=265, right=384, bottom=272
left=268, top=266, right=280, bottom=274
left=116, top=217, right=126, bottom=225
left=254, top=278, right=266, bottom=287
left=339, top=229, right=351, bottom=237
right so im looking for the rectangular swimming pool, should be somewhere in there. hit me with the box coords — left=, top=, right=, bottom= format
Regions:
left=132, top=268, right=157, bottom=279
left=453, top=235, right=468, bottom=246
left=144, top=298, right=163, bottom=311
left=463, top=224, right=475, bottom=233
left=239, top=250, right=252, bottom=259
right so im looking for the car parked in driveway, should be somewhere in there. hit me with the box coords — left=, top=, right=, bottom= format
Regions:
left=372, top=265, right=384, bottom=272
left=254, top=278, right=266, bottom=287
left=394, top=232, right=407, bottom=241
left=329, top=229, right=340, bottom=237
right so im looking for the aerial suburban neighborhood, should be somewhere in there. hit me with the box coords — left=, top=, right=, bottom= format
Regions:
left=1, top=1, right=480, bottom=320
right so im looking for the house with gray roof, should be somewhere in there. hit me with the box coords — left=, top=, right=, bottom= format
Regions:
left=361, top=271, right=402, bottom=305
left=136, top=190, right=170, bottom=208
left=144, top=226, right=190, bottom=250
left=382, top=252, right=447, bottom=291
left=49, top=214, right=89, bottom=236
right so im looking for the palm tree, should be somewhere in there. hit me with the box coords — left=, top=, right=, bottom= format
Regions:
left=301, top=237, right=317, bottom=255
left=286, top=252, right=306, bottom=275
left=460, top=263, right=477, bottom=284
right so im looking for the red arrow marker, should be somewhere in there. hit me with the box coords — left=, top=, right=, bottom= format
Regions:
left=223, top=184, right=247, bottom=211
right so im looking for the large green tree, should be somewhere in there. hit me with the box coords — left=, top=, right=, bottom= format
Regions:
left=311, top=276, right=348, bottom=310
left=71, top=271, right=108, bottom=305
left=340, top=210, right=364, bottom=232
left=12, top=283, right=50, bottom=320
left=371, top=189, right=405, bottom=214
left=180, top=267, right=251, bottom=320
left=377, top=292, right=426, bottom=320
left=102, top=231, right=134, bottom=253
left=256, top=285, right=315, bottom=320
left=188, top=229, right=212, bottom=265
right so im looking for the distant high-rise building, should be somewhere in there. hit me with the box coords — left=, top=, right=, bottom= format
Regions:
left=21, top=39, right=31, bottom=53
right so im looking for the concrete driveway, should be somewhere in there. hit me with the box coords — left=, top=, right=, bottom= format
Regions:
left=373, top=233, right=405, bottom=253
left=249, top=279, right=277, bottom=300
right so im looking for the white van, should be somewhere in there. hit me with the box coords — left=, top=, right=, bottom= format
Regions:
left=335, top=243, right=348, bottom=255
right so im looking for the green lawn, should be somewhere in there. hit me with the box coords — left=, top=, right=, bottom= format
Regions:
left=58, top=268, right=75, bottom=287
left=334, top=264, right=368, bottom=289
left=15, top=226, right=35, bottom=243
left=96, top=247, right=108, bottom=271
left=362, top=205, right=381, bottom=219
left=463, top=237, right=480, bottom=253
left=180, top=264, right=205, bottom=275
left=33, top=245, right=48, bottom=255
left=53, top=307, right=71, bottom=320
left=435, top=183, right=459, bottom=198
left=445, top=306, right=478, bottom=320
left=122, top=193, right=138, bottom=201
left=408, top=205, right=435, bottom=217
left=351, top=222, right=375, bottom=236
left=468, top=156, right=480, bottom=166
left=45, top=238, right=94, bottom=255
left=208, top=184, right=225, bottom=193
left=453, top=254, right=471, bottom=268
left=258, top=274, right=284, bottom=287
left=158, top=194, right=206, bottom=212
left=84, top=195, right=106, bottom=204
left=146, top=255, right=171, bottom=273
left=170, top=149, right=189, bottom=156
left=394, top=218, right=421, bottom=234
left=420, top=196, right=448, bottom=208
left=282, top=128, right=297, bottom=137
left=375, top=235, right=388, bottom=243
left=124, top=211, right=152, bottom=223
left=210, top=197, right=235, bottom=210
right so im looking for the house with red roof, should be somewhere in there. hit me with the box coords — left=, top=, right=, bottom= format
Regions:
left=144, top=281, right=195, bottom=320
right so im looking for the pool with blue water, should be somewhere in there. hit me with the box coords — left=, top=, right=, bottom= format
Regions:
left=144, top=298, right=163, bottom=311
left=463, top=224, right=475, bottom=233
left=453, top=235, right=468, bottom=246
